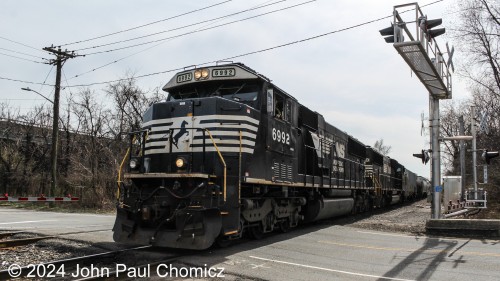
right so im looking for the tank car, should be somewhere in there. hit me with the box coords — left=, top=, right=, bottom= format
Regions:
left=113, top=63, right=415, bottom=249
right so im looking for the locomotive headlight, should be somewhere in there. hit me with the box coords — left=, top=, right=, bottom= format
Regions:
left=201, top=68, right=209, bottom=79
left=194, top=69, right=209, bottom=80
left=194, top=69, right=202, bottom=80
left=175, top=157, right=187, bottom=168
left=129, top=158, right=139, bottom=169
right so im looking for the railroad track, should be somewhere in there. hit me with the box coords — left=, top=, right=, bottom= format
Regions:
left=0, top=230, right=211, bottom=280
left=0, top=229, right=110, bottom=249
left=0, top=231, right=22, bottom=239
left=0, top=245, right=157, bottom=280
left=0, top=235, right=54, bottom=249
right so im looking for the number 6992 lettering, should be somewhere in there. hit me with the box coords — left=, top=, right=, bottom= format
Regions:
left=272, top=128, right=290, bottom=145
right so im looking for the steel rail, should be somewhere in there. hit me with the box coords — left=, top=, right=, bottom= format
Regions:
left=0, top=245, right=152, bottom=280
left=0, top=231, right=22, bottom=239
left=0, top=236, right=55, bottom=249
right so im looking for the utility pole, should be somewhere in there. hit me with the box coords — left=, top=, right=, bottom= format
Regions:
left=43, top=46, right=76, bottom=196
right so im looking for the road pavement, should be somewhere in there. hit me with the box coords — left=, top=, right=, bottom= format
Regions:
left=1, top=206, right=499, bottom=280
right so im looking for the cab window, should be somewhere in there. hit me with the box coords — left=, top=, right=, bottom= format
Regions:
left=274, top=94, right=285, bottom=120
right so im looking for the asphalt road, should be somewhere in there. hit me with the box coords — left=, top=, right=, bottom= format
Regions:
left=0, top=207, right=116, bottom=246
left=183, top=224, right=500, bottom=281
left=1, top=206, right=499, bottom=281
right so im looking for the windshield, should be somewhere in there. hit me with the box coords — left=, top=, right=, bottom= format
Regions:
left=167, top=81, right=260, bottom=104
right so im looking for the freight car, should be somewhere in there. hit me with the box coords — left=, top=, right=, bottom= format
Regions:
left=113, top=63, right=422, bottom=249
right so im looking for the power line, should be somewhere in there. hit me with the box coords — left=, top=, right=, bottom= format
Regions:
left=0, top=76, right=54, bottom=86
left=58, top=0, right=234, bottom=47
left=0, top=52, right=47, bottom=64
left=73, top=0, right=286, bottom=52
left=80, top=0, right=315, bottom=56
left=0, top=47, right=49, bottom=60
left=0, top=65, right=54, bottom=92
left=3, top=0, right=445, bottom=89
left=0, top=36, right=43, bottom=52
left=64, top=7, right=397, bottom=87
left=37, top=65, right=55, bottom=97
left=0, top=98, right=45, bottom=101
left=67, top=0, right=286, bottom=80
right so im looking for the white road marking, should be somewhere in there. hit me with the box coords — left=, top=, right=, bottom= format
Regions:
left=249, top=263, right=271, bottom=269
left=356, top=230, right=490, bottom=242
left=0, top=220, right=56, bottom=225
left=248, top=256, right=416, bottom=281
left=356, top=230, right=417, bottom=238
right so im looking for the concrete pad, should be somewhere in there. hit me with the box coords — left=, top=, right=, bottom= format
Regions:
left=426, top=219, right=500, bottom=238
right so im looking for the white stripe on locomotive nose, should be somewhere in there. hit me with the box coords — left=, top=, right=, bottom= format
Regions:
left=196, top=114, right=260, bottom=125
left=197, top=123, right=259, bottom=133
left=142, top=114, right=260, bottom=128
left=145, top=139, right=257, bottom=150
left=142, top=114, right=260, bottom=155
left=145, top=146, right=256, bottom=155
left=147, top=130, right=258, bottom=141
left=148, top=123, right=259, bottom=134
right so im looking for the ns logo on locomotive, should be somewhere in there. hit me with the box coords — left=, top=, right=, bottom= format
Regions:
left=113, top=63, right=429, bottom=249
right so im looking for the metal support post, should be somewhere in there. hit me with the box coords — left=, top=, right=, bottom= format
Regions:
left=471, top=106, right=478, bottom=199
left=430, top=96, right=441, bottom=219
left=459, top=115, right=465, bottom=201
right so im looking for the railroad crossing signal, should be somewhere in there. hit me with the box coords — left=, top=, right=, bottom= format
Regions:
left=482, top=150, right=499, bottom=165
left=413, top=149, right=430, bottom=164
left=479, top=111, right=489, bottom=134
left=418, top=16, right=445, bottom=40
left=446, top=42, right=455, bottom=72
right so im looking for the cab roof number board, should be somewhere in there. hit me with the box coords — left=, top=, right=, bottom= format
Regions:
left=212, top=68, right=236, bottom=78
left=176, top=72, right=193, bottom=83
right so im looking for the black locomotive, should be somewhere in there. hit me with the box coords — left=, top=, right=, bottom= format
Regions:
left=113, top=63, right=427, bottom=249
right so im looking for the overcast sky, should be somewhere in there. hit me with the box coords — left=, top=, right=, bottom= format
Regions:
left=1, top=0, right=469, bottom=177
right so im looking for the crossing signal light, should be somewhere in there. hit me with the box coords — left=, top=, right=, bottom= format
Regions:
left=419, top=16, right=445, bottom=40
left=379, top=24, right=404, bottom=43
left=413, top=149, right=430, bottom=165
left=482, top=150, right=499, bottom=165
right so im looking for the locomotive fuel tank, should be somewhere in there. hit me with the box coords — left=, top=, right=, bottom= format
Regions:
left=303, top=198, right=354, bottom=222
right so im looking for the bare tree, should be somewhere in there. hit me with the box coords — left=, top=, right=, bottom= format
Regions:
left=70, top=89, right=116, bottom=205
left=105, top=73, right=163, bottom=139
left=440, top=100, right=473, bottom=174
left=452, top=0, right=500, bottom=97
left=373, top=138, right=392, bottom=156
left=446, top=0, right=500, bottom=206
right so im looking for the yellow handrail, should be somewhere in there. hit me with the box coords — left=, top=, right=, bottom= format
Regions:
left=116, top=147, right=130, bottom=200
left=116, top=136, right=137, bottom=200
left=204, top=129, right=227, bottom=202
left=372, top=173, right=382, bottom=196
